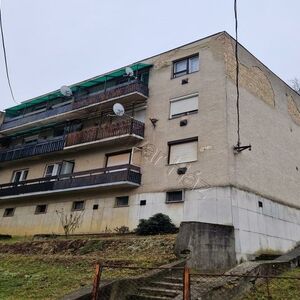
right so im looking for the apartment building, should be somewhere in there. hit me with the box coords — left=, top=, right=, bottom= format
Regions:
left=1, top=31, right=300, bottom=261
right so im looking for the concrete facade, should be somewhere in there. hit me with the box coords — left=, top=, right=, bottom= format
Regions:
left=1, top=32, right=300, bottom=260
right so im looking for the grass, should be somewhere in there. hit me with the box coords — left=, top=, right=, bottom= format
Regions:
left=0, top=234, right=177, bottom=299
left=240, top=268, right=300, bottom=300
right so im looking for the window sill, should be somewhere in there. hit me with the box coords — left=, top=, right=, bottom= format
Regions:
left=171, top=70, right=198, bottom=79
left=169, top=110, right=198, bottom=120
left=114, top=205, right=129, bottom=208
left=167, top=159, right=197, bottom=166
left=166, top=200, right=184, bottom=204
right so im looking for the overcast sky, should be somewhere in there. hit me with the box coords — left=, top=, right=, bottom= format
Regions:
left=0, top=0, right=299, bottom=110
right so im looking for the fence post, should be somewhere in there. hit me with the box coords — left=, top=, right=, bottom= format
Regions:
left=183, top=265, right=190, bottom=300
left=92, top=263, right=102, bottom=300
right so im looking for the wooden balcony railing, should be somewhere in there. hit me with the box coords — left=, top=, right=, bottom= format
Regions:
left=65, top=119, right=144, bottom=147
left=0, top=137, right=65, bottom=163
left=73, top=80, right=149, bottom=110
left=0, top=164, right=141, bottom=197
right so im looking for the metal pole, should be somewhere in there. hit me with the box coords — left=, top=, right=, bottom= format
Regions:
left=92, top=263, right=102, bottom=300
left=183, top=265, right=190, bottom=300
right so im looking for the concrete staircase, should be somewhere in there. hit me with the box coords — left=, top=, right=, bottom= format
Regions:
left=126, top=276, right=183, bottom=300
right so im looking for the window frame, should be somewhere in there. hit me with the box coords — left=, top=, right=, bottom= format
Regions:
left=168, top=137, right=198, bottom=165
left=115, top=196, right=129, bottom=207
left=172, top=54, right=199, bottom=78
left=166, top=190, right=184, bottom=203
left=169, top=93, right=199, bottom=119
left=11, top=169, right=29, bottom=183
left=35, top=204, right=48, bottom=215
left=105, top=150, right=132, bottom=168
left=72, top=200, right=85, bottom=211
left=3, top=207, right=15, bottom=217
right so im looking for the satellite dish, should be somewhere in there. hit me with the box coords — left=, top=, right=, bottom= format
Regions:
left=60, top=85, right=73, bottom=97
left=125, top=66, right=134, bottom=77
left=113, top=103, right=125, bottom=116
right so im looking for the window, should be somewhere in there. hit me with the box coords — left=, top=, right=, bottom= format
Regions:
left=44, top=161, right=74, bottom=177
left=170, top=94, right=198, bottom=118
left=72, top=201, right=84, bottom=211
left=106, top=151, right=131, bottom=167
left=3, top=208, right=15, bottom=217
left=166, top=191, right=184, bottom=203
left=115, top=196, right=129, bottom=207
left=24, top=135, right=39, bottom=145
left=35, top=204, right=47, bottom=214
left=93, top=204, right=99, bottom=210
left=168, top=137, right=198, bottom=164
left=173, top=55, right=199, bottom=78
left=12, top=169, right=28, bottom=183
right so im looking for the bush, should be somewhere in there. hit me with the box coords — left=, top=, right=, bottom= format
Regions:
left=135, top=213, right=178, bottom=235
left=114, top=226, right=130, bottom=234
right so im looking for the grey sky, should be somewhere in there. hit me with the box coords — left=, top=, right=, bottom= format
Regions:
left=0, top=0, right=299, bottom=111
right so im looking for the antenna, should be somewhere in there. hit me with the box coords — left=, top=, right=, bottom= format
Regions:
left=60, top=85, right=73, bottom=97
left=113, top=103, right=125, bottom=116
left=125, top=66, right=134, bottom=77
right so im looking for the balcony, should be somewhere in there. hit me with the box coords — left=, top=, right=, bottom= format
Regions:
left=0, top=81, right=149, bottom=134
left=65, top=119, right=144, bottom=148
left=72, top=81, right=149, bottom=110
left=0, top=164, right=141, bottom=199
left=1, top=103, right=72, bottom=131
left=0, top=137, right=65, bottom=163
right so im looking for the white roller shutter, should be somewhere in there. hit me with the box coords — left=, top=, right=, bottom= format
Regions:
left=106, top=152, right=131, bottom=167
left=170, top=94, right=198, bottom=117
left=169, top=140, right=198, bottom=164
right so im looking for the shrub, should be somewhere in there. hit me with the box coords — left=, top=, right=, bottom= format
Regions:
left=135, top=213, right=178, bottom=235
left=114, top=226, right=130, bottom=234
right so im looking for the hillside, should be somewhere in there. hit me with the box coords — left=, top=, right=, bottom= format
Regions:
left=0, top=234, right=177, bottom=299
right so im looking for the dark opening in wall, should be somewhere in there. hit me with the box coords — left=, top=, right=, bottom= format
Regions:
left=258, top=201, right=263, bottom=208
left=35, top=204, right=47, bottom=214
left=140, top=200, right=146, bottom=206
left=93, top=204, right=99, bottom=210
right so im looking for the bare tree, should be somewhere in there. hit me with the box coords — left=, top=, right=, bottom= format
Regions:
left=290, top=78, right=300, bottom=93
left=56, top=209, right=84, bottom=238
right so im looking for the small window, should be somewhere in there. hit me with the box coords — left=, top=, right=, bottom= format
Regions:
left=173, top=55, right=199, bottom=78
left=3, top=208, right=15, bottom=217
left=35, top=204, right=47, bottom=214
left=170, top=94, right=198, bottom=118
left=93, top=204, right=99, bottom=210
left=115, top=196, right=129, bottom=207
left=258, top=201, right=263, bottom=208
left=12, top=169, right=28, bottom=183
left=168, top=138, right=198, bottom=164
left=72, top=201, right=84, bottom=211
left=44, top=161, right=74, bottom=177
left=166, top=191, right=183, bottom=203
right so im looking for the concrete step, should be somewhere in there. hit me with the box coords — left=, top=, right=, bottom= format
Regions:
left=164, top=277, right=182, bottom=284
left=151, top=281, right=183, bottom=291
left=137, top=287, right=180, bottom=298
left=126, top=295, right=172, bottom=300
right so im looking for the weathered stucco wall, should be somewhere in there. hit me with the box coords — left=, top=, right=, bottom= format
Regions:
left=222, top=33, right=300, bottom=209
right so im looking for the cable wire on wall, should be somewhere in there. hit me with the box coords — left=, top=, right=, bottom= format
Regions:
left=233, top=0, right=251, bottom=153
left=0, top=1, right=17, bottom=104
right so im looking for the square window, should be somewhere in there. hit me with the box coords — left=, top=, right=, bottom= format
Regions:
left=168, top=138, right=198, bottom=164
left=35, top=204, right=47, bottom=214
left=140, top=200, right=146, bottom=206
left=166, top=191, right=183, bottom=203
left=72, top=201, right=84, bottom=211
left=115, top=196, right=129, bottom=207
left=173, top=55, right=199, bottom=78
left=93, top=204, right=99, bottom=210
left=3, top=208, right=15, bottom=217
left=170, top=94, right=198, bottom=118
